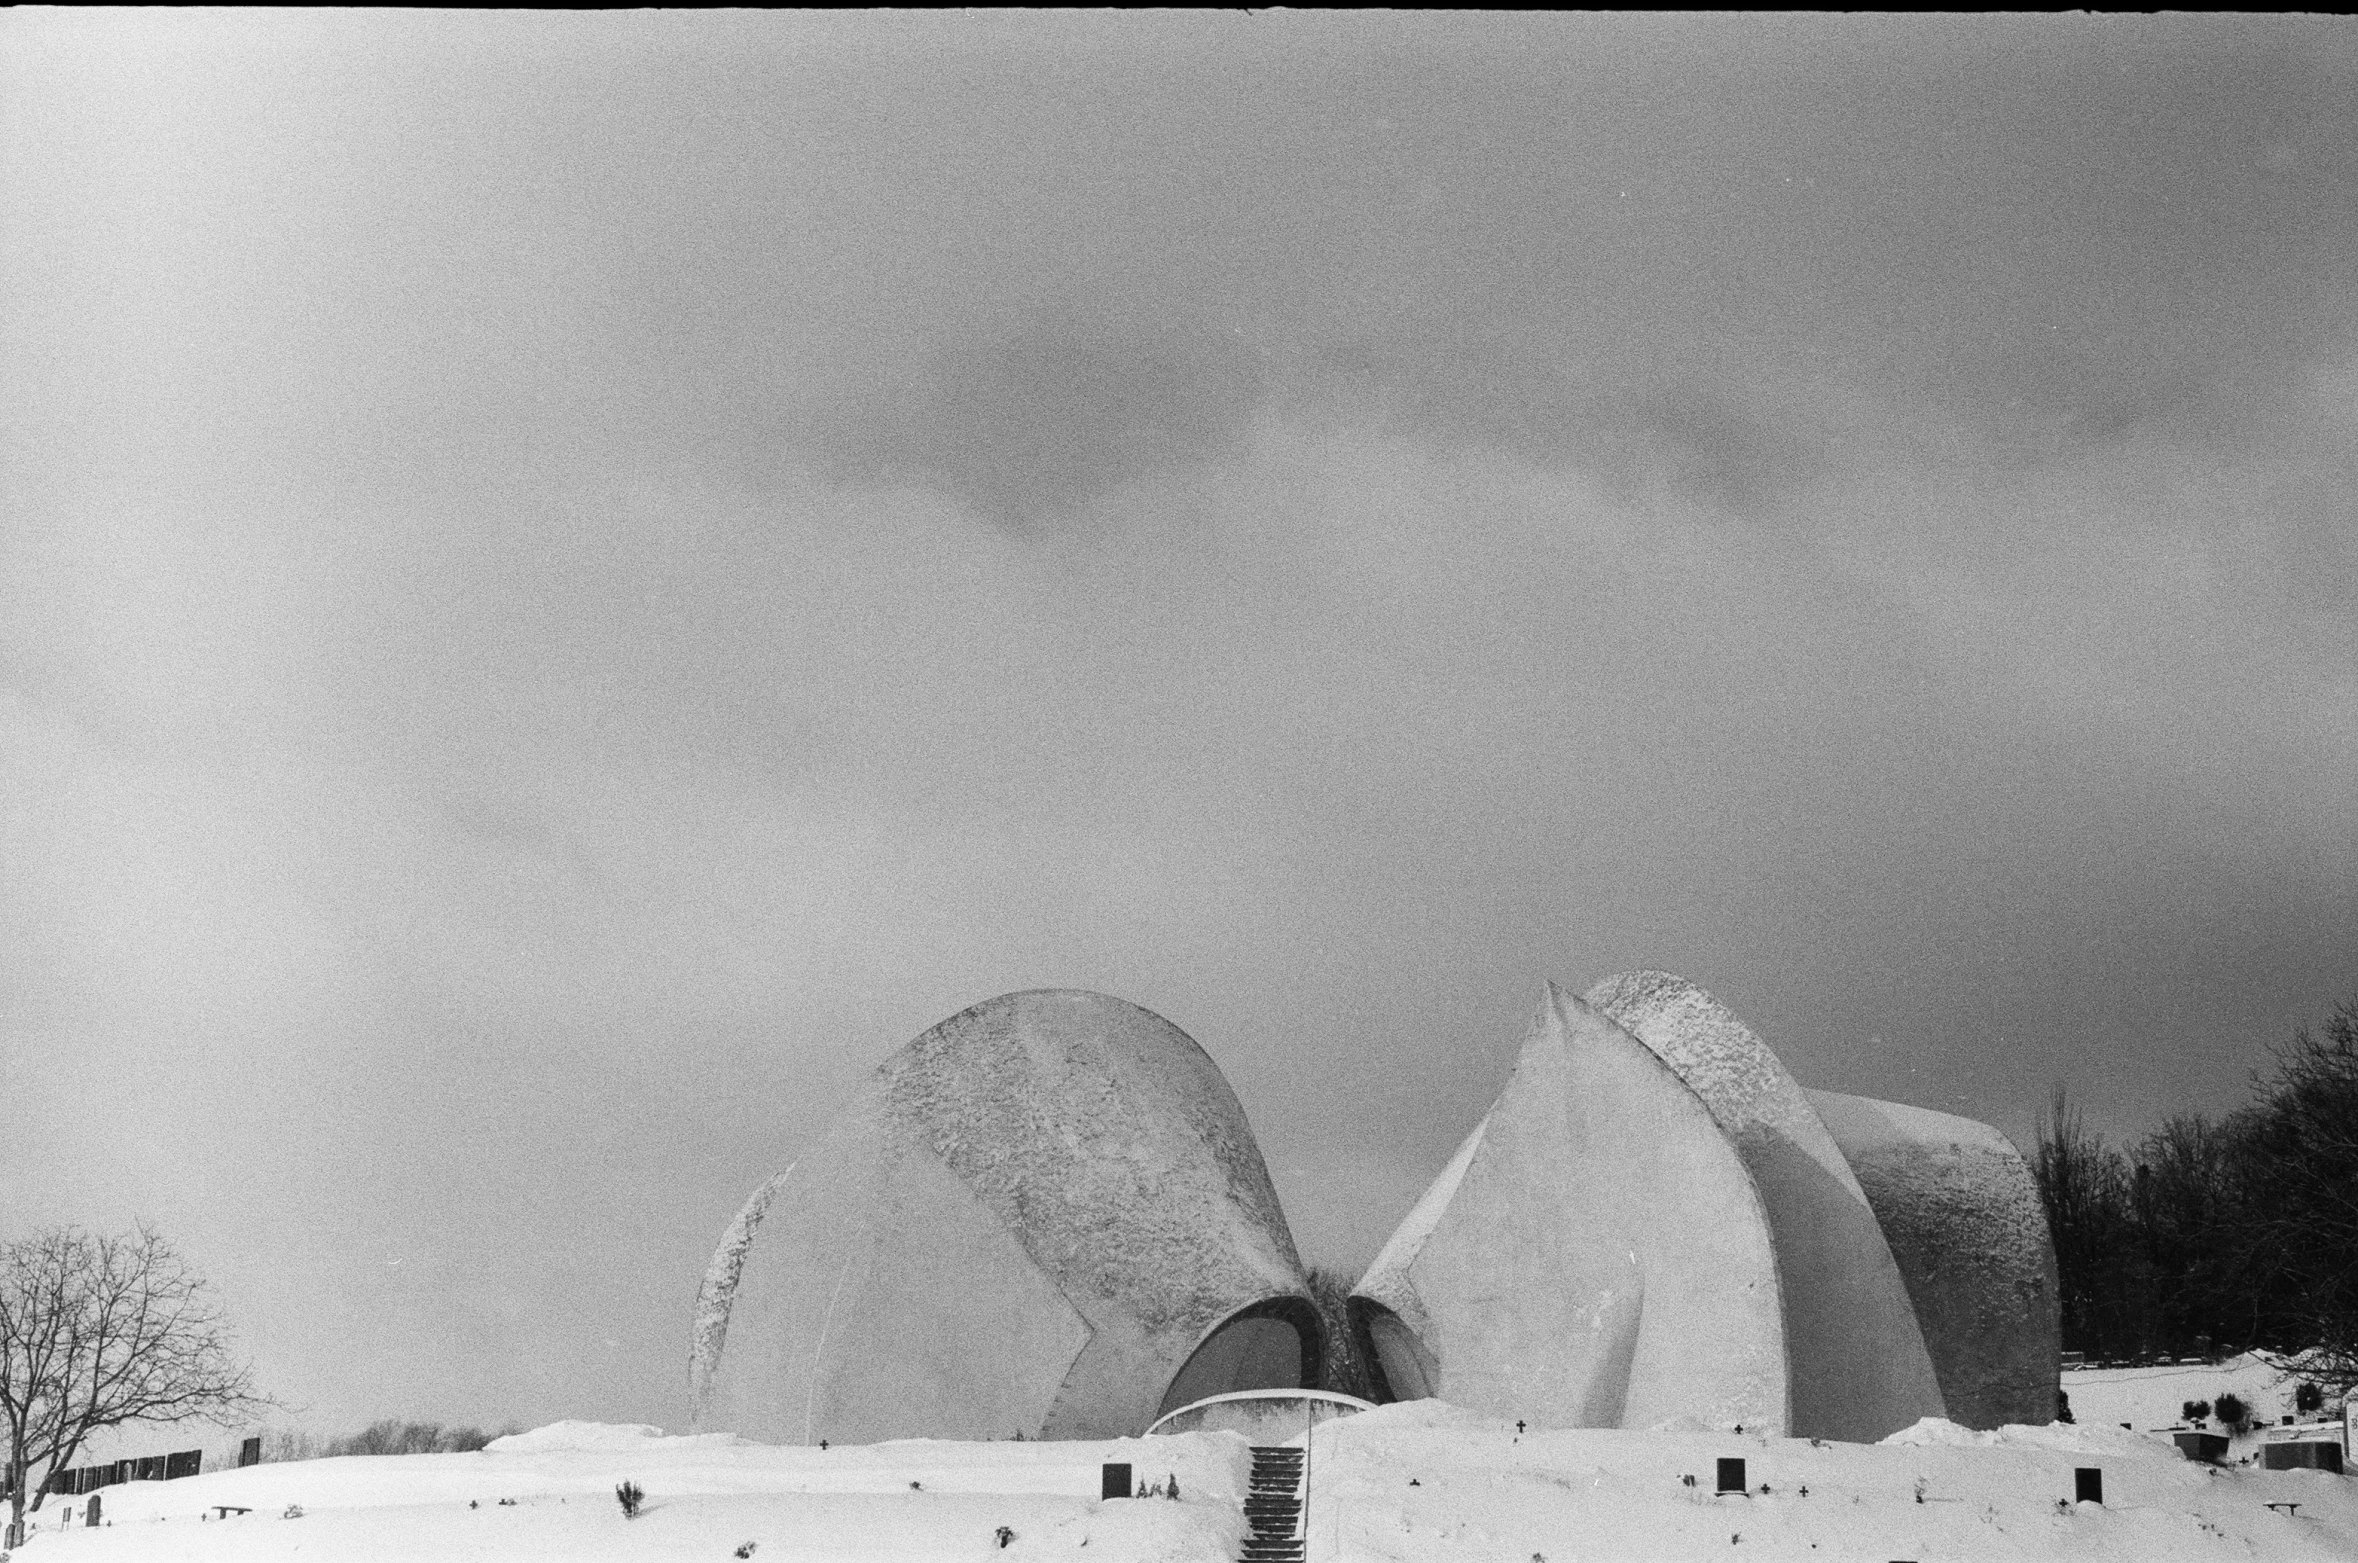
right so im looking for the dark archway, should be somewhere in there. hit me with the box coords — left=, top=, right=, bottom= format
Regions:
left=1348, top=1297, right=1437, bottom=1405
left=1154, top=1297, right=1324, bottom=1419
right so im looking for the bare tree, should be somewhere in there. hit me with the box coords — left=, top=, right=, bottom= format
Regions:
left=0, top=1224, right=272, bottom=1538
left=2033, top=1087, right=2133, bottom=1355
left=1302, top=1267, right=1378, bottom=1402
left=2237, top=1001, right=2358, bottom=1396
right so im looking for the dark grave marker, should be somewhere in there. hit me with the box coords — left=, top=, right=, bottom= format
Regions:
left=2261, top=1441, right=2344, bottom=1474
left=240, top=1436, right=262, bottom=1468
left=1100, top=1462, right=1131, bottom=1500
left=86, top=1493, right=101, bottom=1527
left=2173, top=1431, right=2229, bottom=1464
left=1716, top=1458, right=1746, bottom=1494
left=2074, top=1467, right=2102, bottom=1504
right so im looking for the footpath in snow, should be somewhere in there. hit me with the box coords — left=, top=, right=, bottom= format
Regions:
left=6, top=1403, right=2353, bottom=1561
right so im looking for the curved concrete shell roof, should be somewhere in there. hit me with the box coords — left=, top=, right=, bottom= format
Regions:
left=1584, top=972, right=1949, bottom=1442
left=1352, top=985, right=1788, bottom=1433
left=1805, top=1089, right=2061, bottom=1429
left=691, top=989, right=1318, bottom=1444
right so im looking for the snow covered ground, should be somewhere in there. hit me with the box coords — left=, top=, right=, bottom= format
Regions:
left=10, top=1402, right=2354, bottom=1561
left=2061, top=1350, right=2347, bottom=1453
left=1314, top=1399, right=2356, bottom=1561
left=8, top=1422, right=1249, bottom=1563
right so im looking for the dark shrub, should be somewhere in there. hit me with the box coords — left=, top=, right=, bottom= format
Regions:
left=324, top=1420, right=503, bottom=1457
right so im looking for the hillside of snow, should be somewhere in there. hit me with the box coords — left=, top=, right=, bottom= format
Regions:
left=9, top=1405, right=2353, bottom=1561
left=9, top=1426, right=1249, bottom=1562
left=2061, top=1350, right=2345, bottom=1452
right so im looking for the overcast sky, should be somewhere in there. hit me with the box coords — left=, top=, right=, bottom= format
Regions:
left=5, top=12, right=2353, bottom=1440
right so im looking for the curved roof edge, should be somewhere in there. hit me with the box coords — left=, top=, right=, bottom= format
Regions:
left=1144, top=1387, right=1379, bottom=1436
left=688, top=1164, right=796, bottom=1429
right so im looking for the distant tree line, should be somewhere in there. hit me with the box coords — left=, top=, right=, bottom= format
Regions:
left=321, top=1420, right=505, bottom=1457
left=2032, top=998, right=2358, bottom=1393
left=251, top=1420, right=512, bottom=1462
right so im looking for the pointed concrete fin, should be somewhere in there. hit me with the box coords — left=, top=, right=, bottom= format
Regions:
left=1352, top=984, right=1787, bottom=1432
left=1585, top=972, right=1948, bottom=1441
left=690, top=1101, right=1091, bottom=1445
left=1354, top=1113, right=1490, bottom=1348
left=1805, top=1089, right=2061, bottom=1429
left=690, top=1164, right=796, bottom=1431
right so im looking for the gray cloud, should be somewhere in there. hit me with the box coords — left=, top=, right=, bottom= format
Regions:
left=817, top=314, right=1267, bottom=528
left=4, top=10, right=2353, bottom=1440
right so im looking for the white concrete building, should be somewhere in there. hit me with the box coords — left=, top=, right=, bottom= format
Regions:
left=691, top=990, right=1321, bottom=1444
left=1355, top=973, right=2059, bottom=1441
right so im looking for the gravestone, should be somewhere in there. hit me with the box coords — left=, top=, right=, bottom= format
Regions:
left=1100, top=1462, right=1132, bottom=1500
left=240, top=1436, right=262, bottom=1468
left=2172, top=1430, right=2228, bottom=1464
left=2074, top=1468, right=2102, bottom=1504
left=1717, top=1458, right=1747, bottom=1494
left=2261, top=1442, right=2343, bottom=1474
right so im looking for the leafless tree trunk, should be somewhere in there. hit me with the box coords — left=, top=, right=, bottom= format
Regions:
left=0, top=1224, right=273, bottom=1537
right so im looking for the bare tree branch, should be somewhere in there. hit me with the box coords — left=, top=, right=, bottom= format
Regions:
left=1, top=1225, right=275, bottom=1532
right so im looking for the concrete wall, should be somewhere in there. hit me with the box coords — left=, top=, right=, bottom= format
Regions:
left=692, top=990, right=1319, bottom=1443
left=1584, top=972, right=1949, bottom=1443
left=1352, top=986, right=1789, bottom=1433
left=1805, top=1089, right=2061, bottom=1428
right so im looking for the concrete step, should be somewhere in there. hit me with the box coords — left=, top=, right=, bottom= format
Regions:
left=1240, top=1445, right=1309, bottom=1563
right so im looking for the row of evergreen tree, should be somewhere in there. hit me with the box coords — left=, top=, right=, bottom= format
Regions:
left=2029, top=999, right=2358, bottom=1392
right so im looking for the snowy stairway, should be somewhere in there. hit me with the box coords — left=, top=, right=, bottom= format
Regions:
left=1239, top=1444, right=1305, bottom=1563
